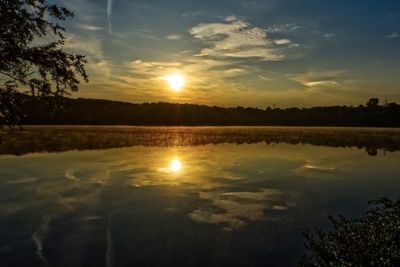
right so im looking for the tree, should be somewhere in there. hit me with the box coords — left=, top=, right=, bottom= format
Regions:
left=0, top=0, right=88, bottom=125
left=299, top=198, right=400, bottom=267
left=366, top=98, right=380, bottom=108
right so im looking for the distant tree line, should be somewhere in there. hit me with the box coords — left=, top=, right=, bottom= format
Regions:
left=13, top=96, right=400, bottom=127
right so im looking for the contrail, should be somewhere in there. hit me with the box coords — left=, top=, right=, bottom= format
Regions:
left=257, top=74, right=272, bottom=81
left=107, top=0, right=113, bottom=34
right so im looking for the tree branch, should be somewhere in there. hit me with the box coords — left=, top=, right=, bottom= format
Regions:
left=0, top=70, right=29, bottom=86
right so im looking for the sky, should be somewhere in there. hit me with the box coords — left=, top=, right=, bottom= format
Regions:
left=53, top=0, right=400, bottom=107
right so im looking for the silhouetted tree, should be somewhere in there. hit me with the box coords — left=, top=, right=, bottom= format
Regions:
left=367, top=98, right=380, bottom=108
left=0, top=0, right=88, bottom=125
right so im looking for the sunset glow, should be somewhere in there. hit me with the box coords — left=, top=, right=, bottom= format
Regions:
left=161, top=74, right=185, bottom=92
left=58, top=0, right=400, bottom=107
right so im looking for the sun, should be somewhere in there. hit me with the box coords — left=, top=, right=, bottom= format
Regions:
left=161, top=73, right=185, bottom=91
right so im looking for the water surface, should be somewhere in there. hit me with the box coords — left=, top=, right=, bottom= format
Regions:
left=0, top=127, right=399, bottom=266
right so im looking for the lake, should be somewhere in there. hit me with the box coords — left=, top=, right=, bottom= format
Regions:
left=0, top=126, right=399, bottom=266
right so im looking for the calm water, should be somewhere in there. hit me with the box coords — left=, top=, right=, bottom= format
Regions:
left=0, top=127, right=399, bottom=266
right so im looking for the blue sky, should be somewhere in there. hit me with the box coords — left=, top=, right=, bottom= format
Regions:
left=55, top=0, right=400, bottom=107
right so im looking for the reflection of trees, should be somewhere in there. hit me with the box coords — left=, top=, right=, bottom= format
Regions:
left=365, top=147, right=378, bottom=156
left=1, top=127, right=400, bottom=156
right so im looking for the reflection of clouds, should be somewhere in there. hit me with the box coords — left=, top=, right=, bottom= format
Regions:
left=81, top=215, right=103, bottom=221
left=27, top=170, right=107, bottom=263
left=3, top=176, right=37, bottom=185
left=189, top=189, right=290, bottom=230
left=6, top=164, right=112, bottom=262
left=3, top=141, right=397, bottom=265
left=131, top=150, right=244, bottom=188
left=0, top=201, right=29, bottom=216
left=272, top=205, right=289, bottom=211
left=190, top=201, right=265, bottom=230
left=296, top=162, right=337, bottom=175
left=222, top=189, right=282, bottom=201
left=32, top=216, right=51, bottom=263
left=303, top=164, right=336, bottom=172
left=0, top=144, right=301, bottom=257
left=65, top=170, right=79, bottom=182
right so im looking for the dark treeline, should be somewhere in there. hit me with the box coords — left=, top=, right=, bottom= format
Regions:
left=18, top=96, right=400, bottom=127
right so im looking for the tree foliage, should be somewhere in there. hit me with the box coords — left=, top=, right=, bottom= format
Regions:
left=0, top=0, right=88, bottom=125
left=367, top=98, right=380, bottom=108
left=299, top=198, right=400, bottom=267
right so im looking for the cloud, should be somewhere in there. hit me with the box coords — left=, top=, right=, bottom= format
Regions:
left=189, top=16, right=284, bottom=61
left=323, top=33, right=335, bottom=39
left=181, top=11, right=223, bottom=20
left=386, top=32, right=399, bottom=39
left=257, top=74, right=271, bottom=81
left=120, top=57, right=255, bottom=104
left=289, top=70, right=346, bottom=89
left=77, top=24, right=103, bottom=31
left=225, top=15, right=238, bottom=22
left=166, top=34, right=183, bottom=40
left=274, top=39, right=291, bottom=45
left=128, top=58, right=244, bottom=85
left=266, top=23, right=300, bottom=33
left=305, top=81, right=339, bottom=87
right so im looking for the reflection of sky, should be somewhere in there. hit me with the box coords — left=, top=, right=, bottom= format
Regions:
left=0, top=143, right=400, bottom=265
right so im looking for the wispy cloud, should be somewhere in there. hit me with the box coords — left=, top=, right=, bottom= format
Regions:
left=257, top=74, right=272, bottom=81
left=166, top=34, right=183, bottom=40
left=386, top=32, right=399, bottom=39
left=289, top=70, right=346, bottom=89
left=266, top=23, right=300, bottom=33
left=189, top=16, right=284, bottom=61
left=77, top=24, right=103, bottom=31
left=323, top=33, right=335, bottom=39
left=305, top=81, right=339, bottom=87
left=274, top=39, right=291, bottom=45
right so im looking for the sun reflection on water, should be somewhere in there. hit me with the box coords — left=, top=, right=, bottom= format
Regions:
left=170, top=158, right=182, bottom=172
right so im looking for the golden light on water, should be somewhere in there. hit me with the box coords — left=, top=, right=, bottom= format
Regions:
left=158, top=156, right=183, bottom=174
left=170, top=158, right=182, bottom=172
left=161, top=73, right=185, bottom=91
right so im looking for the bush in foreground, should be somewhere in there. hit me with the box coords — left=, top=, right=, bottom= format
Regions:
left=300, top=198, right=400, bottom=267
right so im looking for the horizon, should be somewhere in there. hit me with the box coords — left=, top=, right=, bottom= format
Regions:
left=50, top=0, right=400, bottom=107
